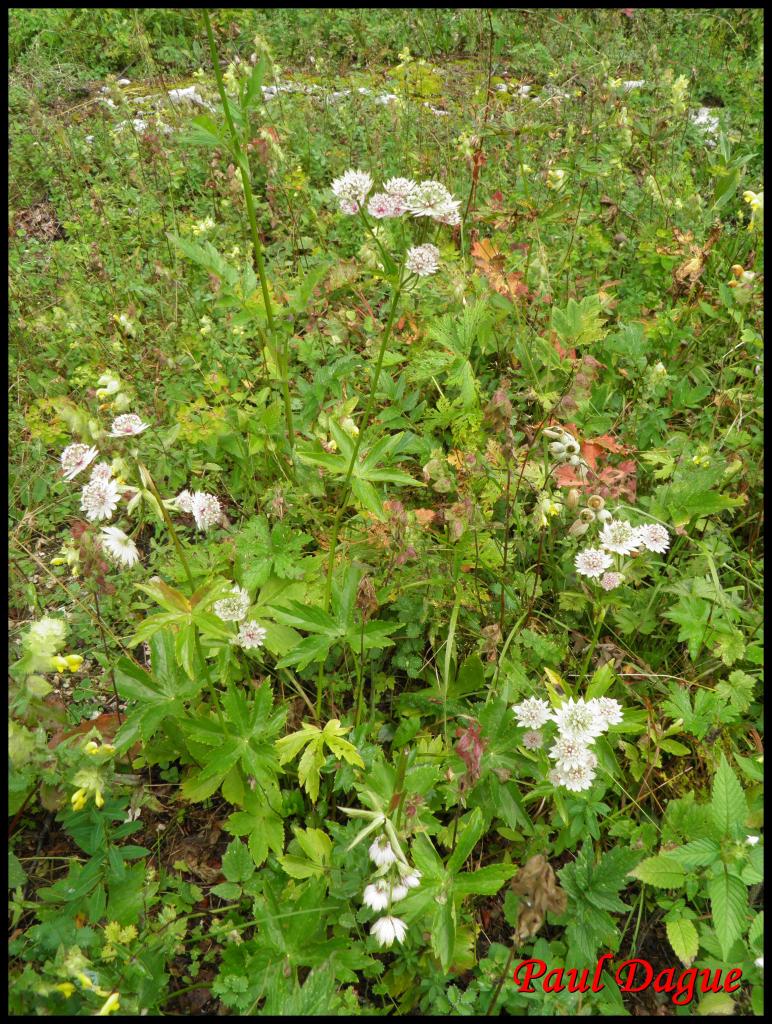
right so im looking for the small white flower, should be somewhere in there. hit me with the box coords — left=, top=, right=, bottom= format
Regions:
left=232, top=620, right=267, bottom=650
left=367, top=193, right=403, bottom=219
left=369, top=834, right=397, bottom=867
left=755, top=956, right=764, bottom=969
left=512, top=696, right=552, bottom=729
left=108, top=414, right=149, bottom=437
left=213, top=586, right=251, bottom=622
left=548, top=766, right=567, bottom=787
left=746, top=835, right=760, bottom=847
left=80, top=476, right=121, bottom=523
left=331, top=169, right=373, bottom=213
left=190, top=492, right=222, bottom=532
left=390, top=882, right=409, bottom=903
left=600, top=571, right=624, bottom=591
left=575, top=547, right=613, bottom=579
left=406, top=244, right=440, bottom=277
left=551, top=698, right=606, bottom=745
left=61, top=444, right=99, bottom=482
left=561, top=759, right=596, bottom=792
left=370, top=915, right=408, bottom=948
left=407, top=180, right=460, bottom=222
left=100, top=527, right=140, bottom=567
left=90, top=462, right=114, bottom=483
left=549, top=734, right=592, bottom=769
left=384, top=177, right=417, bottom=203
left=399, top=867, right=422, bottom=889
left=175, top=489, right=194, bottom=513
left=593, top=697, right=624, bottom=728
left=522, top=730, right=544, bottom=750
left=363, top=879, right=391, bottom=912
left=599, top=520, right=640, bottom=556
left=634, top=523, right=670, bottom=554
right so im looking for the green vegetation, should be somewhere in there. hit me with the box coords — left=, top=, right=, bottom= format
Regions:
left=9, top=8, right=763, bottom=1017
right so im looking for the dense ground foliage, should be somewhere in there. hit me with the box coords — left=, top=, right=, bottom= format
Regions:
left=8, top=8, right=764, bottom=1017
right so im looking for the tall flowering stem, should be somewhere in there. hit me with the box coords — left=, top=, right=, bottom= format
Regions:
left=318, top=271, right=404, bottom=714
left=202, top=11, right=296, bottom=470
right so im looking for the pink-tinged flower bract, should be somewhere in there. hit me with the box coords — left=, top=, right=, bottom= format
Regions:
left=600, top=571, right=624, bottom=591
left=512, top=696, right=551, bottom=729
left=232, top=620, right=267, bottom=650
left=331, top=169, right=373, bottom=214
left=522, top=729, right=544, bottom=750
left=598, top=519, right=640, bottom=556
left=367, top=193, right=403, bottom=219
left=100, top=527, right=140, bottom=567
left=406, top=243, right=440, bottom=277
left=61, top=444, right=99, bottom=482
left=635, top=523, right=670, bottom=554
left=190, top=492, right=222, bottom=532
left=80, top=476, right=121, bottom=523
left=575, top=547, right=613, bottom=579
left=214, top=586, right=251, bottom=622
left=108, top=414, right=149, bottom=437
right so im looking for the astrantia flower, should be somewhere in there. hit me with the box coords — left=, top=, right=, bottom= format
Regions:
left=81, top=476, right=121, bottom=522
left=512, top=696, right=552, bottom=729
left=575, top=547, right=613, bottom=579
left=561, top=759, right=596, bottom=792
left=190, top=492, right=222, bottom=532
left=175, top=489, right=194, bottom=513
left=367, top=192, right=402, bottom=219
left=593, top=697, right=624, bottom=728
left=548, top=767, right=567, bottom=787
left=331, top=169, right=373, bottom=213
left=549, top=734, right=592, bottom=769
left=100, top=527, right=140, bottom=567
left=599, top=519, right=640, bottom=556
left=407, top=180, right=459, bottom=221
left=108, top=414, right=149, bottom=437
left=370, top=915, right=408, bottom=948
left=522, top=729, right=544, bottom=750
left=385, top=177, right=417, bottom=201
left=363, top=879, right=392, bottom=912
left=232, top=620, right=267, bottom=650
left=369, top=834, right=397, bottom=867
left=551, top=697, right=606, bottom=745
left=634, top=523, right=670, bottom=554
left=61, top=444, right=99, bottom=482
left=214, top=586, right=251, bottom=622
left=406, top=243, right=440, bottom=277
left=600, top=571, right=624, bottom=591
left=90, top=462, right=114, bottom=483
left=436, top=204, right=461, bottom=226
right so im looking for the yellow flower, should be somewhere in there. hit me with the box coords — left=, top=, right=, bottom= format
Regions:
left=51, top=656, right=69, bottom=673
left=84, top=741, right=100, bottom=755
left=54, top=982, right=75, bottom=998
left=71, top=788, right=89, bottom=811
left=94, top=789, right=105, bottom=809
left=64, top=655, right=83, bottom=672
left=96, top=993, right=121, bottom=1016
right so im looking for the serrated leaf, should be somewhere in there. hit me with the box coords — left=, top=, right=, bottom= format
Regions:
left=222, top=839, right=255, bottom=884
left=666, top=917, right=699, bottom=966
left=711, top=754, right=748, bottom=838
left=629, top=854, right=686, bottom=888
left=708, top=869, right=748, bottom=961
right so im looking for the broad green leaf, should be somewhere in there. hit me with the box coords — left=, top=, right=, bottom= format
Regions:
left=628, top=854, right=686, bottom=888
left=454, top=862, right=518, bottom=896
left=432, top=896, right=456, bottom=972
left=446, top=808, right=485, bottom=875
left=668, top=838, right=720, bottom=868
left=666, top=917, right=699, bottom=966
left=710, top=754, right=748, bottom=838
left=222, top=839, right=256, bottom=884
left=708, top=868, right=748, bottom=961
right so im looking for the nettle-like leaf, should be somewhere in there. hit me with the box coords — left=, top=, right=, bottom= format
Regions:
left=276, top=720, right=364, bottom=803
left=559, top=843, right=641, bottom=964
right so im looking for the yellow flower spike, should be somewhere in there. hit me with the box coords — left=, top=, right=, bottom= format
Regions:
left=71, top=789, right=89, bottom=811
left=64, top=655, right=84, bottom=672
left=96, top=993, right=120, bottom=1016
left=54, top=982, right=75, bottom=998
left=94, top=789, right=105, bottom=809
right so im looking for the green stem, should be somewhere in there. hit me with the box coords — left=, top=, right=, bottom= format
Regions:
left=203, top=11, right=296, bottom=468
left=317, top=273, right=404, bottom=716
left=580, top=604, right=607, bottom=682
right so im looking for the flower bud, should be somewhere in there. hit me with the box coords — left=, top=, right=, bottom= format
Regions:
left=579, top=508, right=596, bottom=523
left=587, top=494, right=605, bottom=511
left=568, top=519, right=589, bottom=538
left=597, top=508, right=612, bottom=523
left=548, top=442, right=566, bottom=456
left=566, top=488, right=581, bottom=509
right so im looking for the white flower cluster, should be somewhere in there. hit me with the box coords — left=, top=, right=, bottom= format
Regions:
left=213, top=586, right=251, bottom=622
left=575, top=518, right=670, bottom=590
left=512, top=695, right=623, bottom=792
left=80, top=462, right=121, bottom=523
left=331, top=171, right=461, bottom=225
left=362, top=831, right=421, bottom=949
left=175, top=489, right=222, bottom=532
left=406, top=244, right=440, bottom=277
left=544, top=427, right=583, bottom=468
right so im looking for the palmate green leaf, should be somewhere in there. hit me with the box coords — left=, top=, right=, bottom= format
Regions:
left=708, top=868, right=748, bottom=962
left=275, top=719, right=363, bottom=803
left=225, top=790, right=284, bottom=867
left=710, top=754, right=748, bottom=838
left=551, top=295, right=607, bottom=347
left=666, top=917, right=700, bottom=966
